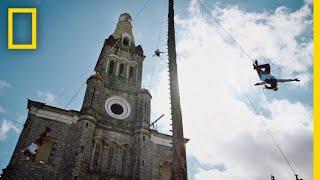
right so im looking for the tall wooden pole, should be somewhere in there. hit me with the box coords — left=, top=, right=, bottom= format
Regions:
left=167, top=0, right=188, bottom=179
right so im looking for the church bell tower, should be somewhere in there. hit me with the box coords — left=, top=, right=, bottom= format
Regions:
left=73, top=13, right=153, bottom=179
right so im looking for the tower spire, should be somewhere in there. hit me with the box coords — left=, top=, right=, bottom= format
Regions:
left=167, top=0, right=188, bottom=179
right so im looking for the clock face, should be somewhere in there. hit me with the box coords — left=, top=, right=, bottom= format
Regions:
left=105, top=96, right=131, bottom=119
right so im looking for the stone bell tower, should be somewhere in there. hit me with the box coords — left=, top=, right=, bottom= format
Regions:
left=72, top=12, right=154, bottom=179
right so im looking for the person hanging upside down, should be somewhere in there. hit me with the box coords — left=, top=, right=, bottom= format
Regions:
left=153, top=49, right=165, bottom=57
left=253, top=60, right=300, bottom=91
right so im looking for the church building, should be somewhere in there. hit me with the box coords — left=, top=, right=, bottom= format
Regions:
left=1, top=13, right=186, bottom=180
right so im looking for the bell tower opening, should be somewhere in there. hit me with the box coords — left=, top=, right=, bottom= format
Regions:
left=122, top=36, right=131, bottom=46
left=108, top=60, right=115, bottom=75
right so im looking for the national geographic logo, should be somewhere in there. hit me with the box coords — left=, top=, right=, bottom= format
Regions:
left=8, top=8, right=37, bottom=50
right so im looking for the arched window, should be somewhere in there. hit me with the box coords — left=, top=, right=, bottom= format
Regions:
left=123, top=37, right=130, bottom=46
left=107, top=142, right=117, bottom=175
left=119, top=64, right=125, bottom=77
left=92, top=143, right=101, bottom=170
left=121, top=149, right=127, bottom=176
left=108, top=61, right=115, bottom=75
left=129, top=66, right=135, bottom=80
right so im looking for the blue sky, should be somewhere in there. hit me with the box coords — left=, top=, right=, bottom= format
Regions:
left=0, top=0, right=313, bottom=179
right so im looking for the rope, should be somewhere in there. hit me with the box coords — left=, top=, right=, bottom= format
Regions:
left=157, top=0, right=167, bottom=48
left=132, top=0, right=153, bottom=21
left=47, top=39, right=121, bottom=123
left=241, top=88, right=297, bottom=176
left=54, top=69, right=92, bottom=106
left=194, top=0, right=255, bottom=62
left=62, top=82, right=86, bottom=109
left=266, top=124, right=297, bottom=175
left=187, top=0, right=299, bottom=176
left=148, top=58, right=157, bottom=88
left=148, top=0, right=167, bottom=89
left=262, top=92, right=298, bottom=175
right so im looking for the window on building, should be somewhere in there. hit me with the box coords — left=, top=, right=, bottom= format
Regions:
left=35, top=138, right=54, bottom=164
left=123, top=37, right=130, bottom=46
left=108, top=61, right=115, bottom=75
left=121, top=149, right=127, bottom=176
left=107, top=142, right=117, bottom=175
left=119, top=64, right=125, bottom=77
left=92, top=143, right=101, bottom=170
left=129, top=66, right=135, bottom=80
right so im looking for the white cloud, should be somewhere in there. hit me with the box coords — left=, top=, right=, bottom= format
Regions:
left=151, top=1, right=313, bottom=180
left=0, top=80, right=12, bottom=89
left=15, top=113, right=27, bottom=124
left=0, top=119, right=20, bottom=141
left=304, top=0, right=313, bottom=4
left=37, top=90, right=57, bottom=105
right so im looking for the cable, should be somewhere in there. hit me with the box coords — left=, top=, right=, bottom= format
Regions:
left=54, top=69, right=93, bottom=106
left=242, top=88, right=297, bottom=176
left=262, top=92, right=298, bottom=175
left=188, top=0, right=299, bottom=176
left=132, top=0, right=153, bottom=22
left=46, top=39, right=122, bottom=123
left=62, top=82, right=86, bottom=110
left=148, top=58, right=157, bottom=89
left=194, top=0, right=255, bottom=62
left=148, top=0, right=167, bottom=89
left=266, top=125, right=297, bottom=175
left=157, top=0, right=167, bottom=48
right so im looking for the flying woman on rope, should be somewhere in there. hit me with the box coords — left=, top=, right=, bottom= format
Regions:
left=153, top=49, right=165, bottom=57
left=253, top=60, right=300, bottom=91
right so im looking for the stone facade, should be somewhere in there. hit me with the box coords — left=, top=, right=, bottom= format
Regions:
left=1, top=13, right=187, bottom=180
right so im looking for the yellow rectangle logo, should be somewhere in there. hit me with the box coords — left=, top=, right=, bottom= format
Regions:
left=8, top=8, right=37, bottom=50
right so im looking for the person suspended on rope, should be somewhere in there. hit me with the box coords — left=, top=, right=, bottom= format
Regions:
left=153, top=49, right=165, bottom=57
left=295, top=174, right=303, bottom=180
left=21, top=127, right=51, bottom=160
left=253, top=60, right=300, bottom=91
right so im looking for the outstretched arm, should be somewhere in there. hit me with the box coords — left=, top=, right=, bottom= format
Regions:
left=277, top=78, right=300, bottom=83
left=254, top=82, right=266, bottom=86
